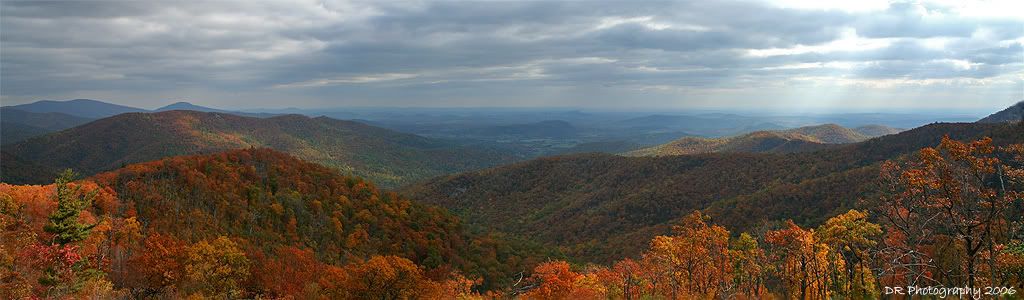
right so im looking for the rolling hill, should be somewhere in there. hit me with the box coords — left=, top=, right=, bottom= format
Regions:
left=90, top=148, right=519, bottom=267
left=625, top=132, right=825, bottom=157
left=853, top=124, right=904, bottom=137
left=783, top=123, right=869, bottom=143
left=626, top=123, right=871, bottom=157
left=403, top=121, right=1023, bottom=262
left=0, top=110, right=520, bottom=188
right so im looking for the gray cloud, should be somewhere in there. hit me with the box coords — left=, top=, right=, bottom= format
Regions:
left=1, top=0, right=1021, bottom=110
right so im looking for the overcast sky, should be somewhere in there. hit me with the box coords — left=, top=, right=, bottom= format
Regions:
left=1, top=0, right=1021, bottom=111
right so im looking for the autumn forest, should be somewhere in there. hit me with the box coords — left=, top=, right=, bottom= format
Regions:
left=0, top=98, right=1020, bottom=299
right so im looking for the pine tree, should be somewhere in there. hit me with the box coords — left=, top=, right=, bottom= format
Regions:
left=37, top=169, right=104, bottom=297
left=44, top=169, right=97, bottom=245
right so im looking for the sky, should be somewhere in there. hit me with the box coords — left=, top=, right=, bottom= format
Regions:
left=0, top=0, right=1022, bottom=111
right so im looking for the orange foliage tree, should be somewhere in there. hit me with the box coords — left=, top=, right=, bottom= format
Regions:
left=766, top=221, right=831, bottom=300
left=642, top=211, right=732, bottom=298
left=523, top=260, right=603, bottom=299
left=252, top=246, right=322, bottom=297
left=339, top=255, right=426, bottom=299
left=595, top=258, right=646, bottom=299
left=877, top=137, right=1024, bottom=288
left=126, top=233, right=186, bottom=296
left=0, top=185, right=41, bottom=298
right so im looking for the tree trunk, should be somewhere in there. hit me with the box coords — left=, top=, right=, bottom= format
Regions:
left=967, top=252, right=976, bottom=289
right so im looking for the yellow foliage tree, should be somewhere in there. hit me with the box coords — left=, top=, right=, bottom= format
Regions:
left=815, top=209, right=881, bottom=298
left=342, top=255, right=425, bottom=300
left=184, top=236, right=250, bottom=298
left=729, top=232, right=768, bottom=298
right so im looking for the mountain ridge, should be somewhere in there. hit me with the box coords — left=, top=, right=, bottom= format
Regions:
left=3, top=99, right=269, bottom=119
left=3, top=99, right=146, bottom=118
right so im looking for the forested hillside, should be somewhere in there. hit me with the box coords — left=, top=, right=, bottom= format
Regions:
left=405, top=122, right=1024, bottom=262
left=979, top=100, right=1024, bottom=123
left=1, top=122, right=50, bottom=145
left=852, top=124, right=903, bottom=137
left=506, top=134, right=1024, bottom=299
left=0, top=148, right=547, bottom=298
left=0, top=110, right=519, bottom=188
left=782, top=123, right=870, bottom=143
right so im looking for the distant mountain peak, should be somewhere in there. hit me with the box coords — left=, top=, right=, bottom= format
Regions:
left=152, top=102, right=276, bottom=119
left=155, top=101, right=222, bottom=112
left=159, top=101, right=194, bottom=107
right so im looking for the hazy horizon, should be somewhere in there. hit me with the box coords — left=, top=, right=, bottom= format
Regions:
left=1, top=97, right=1007, bottom=117
left=2, top=0, right=1022, bottom=111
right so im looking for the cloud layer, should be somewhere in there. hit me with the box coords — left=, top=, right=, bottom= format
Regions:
left=1, top=0, right=1021, bottom=110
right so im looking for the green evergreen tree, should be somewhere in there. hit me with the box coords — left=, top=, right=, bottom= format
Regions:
left=38, top=169, right=104, bottom=296
left=44, top=169, right=97, bottom=245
